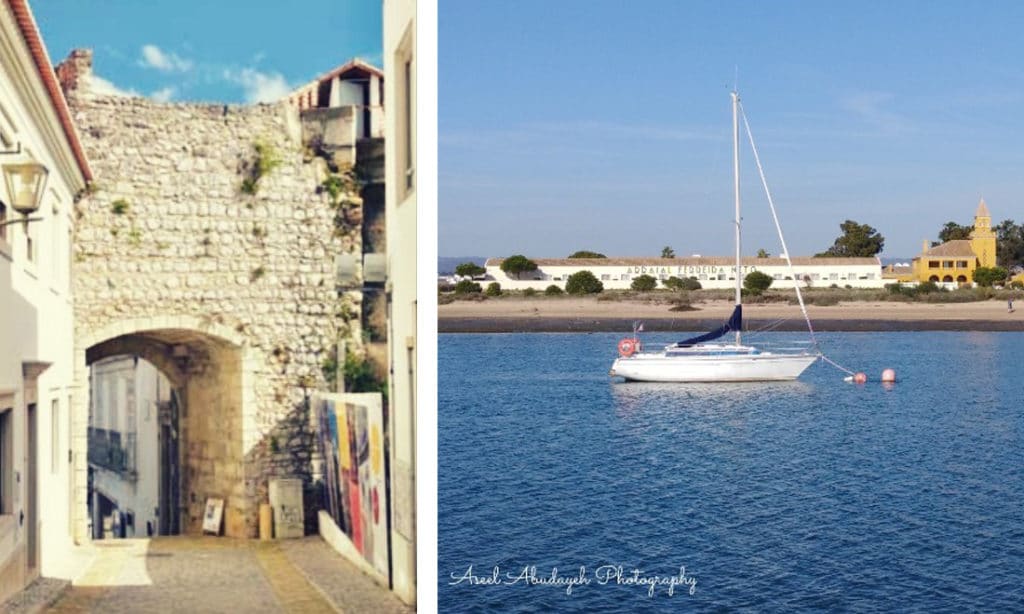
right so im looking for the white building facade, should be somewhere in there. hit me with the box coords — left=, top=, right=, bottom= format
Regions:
left=88, top=356, right=171, bottom=540
left=0, top=0, right=91, bottom=602
left=485, top=256, right=886, bottom=290
left=384, top=0, right=416, bottom=605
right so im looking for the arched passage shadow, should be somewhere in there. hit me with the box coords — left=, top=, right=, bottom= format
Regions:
left=75, top=320, right=256, bottom=540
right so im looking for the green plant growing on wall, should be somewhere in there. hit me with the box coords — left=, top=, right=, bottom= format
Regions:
left=127, top=225, right=142, bottom=246
left=250, top=265, right=266, bottom=281
left=322, top=174, right=346, bottom=203
left=322, top=166, right=361, bottom=241
left=255, top=141, right=281, bottom=175
left=343, top=350, right=388, bottom=399
left=74, top=182, right=99, bottom=203
left=321, top=354, right=339, bottom=389
left=111, top=199, right=130, bottom=215
left=240, top=140, right=282, bottom=195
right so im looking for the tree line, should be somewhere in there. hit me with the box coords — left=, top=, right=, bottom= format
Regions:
left=454, top=217, right=1024, bottom=286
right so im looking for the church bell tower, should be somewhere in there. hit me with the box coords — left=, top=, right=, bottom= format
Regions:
left=970, top=198, right=997, bottom=268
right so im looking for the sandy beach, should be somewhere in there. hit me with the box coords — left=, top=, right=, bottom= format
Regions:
left=439, top=297, right=1024, bottom=332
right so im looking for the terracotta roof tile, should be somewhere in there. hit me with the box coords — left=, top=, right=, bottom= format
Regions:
left=921, top=240, right=976, bottom=258
left=7, top=0, right=92, bottom=182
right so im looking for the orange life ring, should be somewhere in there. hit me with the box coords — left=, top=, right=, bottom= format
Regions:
left=618, top=338, right=638, bottom=357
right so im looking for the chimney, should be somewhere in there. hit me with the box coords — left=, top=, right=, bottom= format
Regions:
left=55, top=48, right=94, bottom=96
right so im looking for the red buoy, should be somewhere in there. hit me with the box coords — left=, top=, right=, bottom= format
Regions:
left=853, top=372, right=867, bottom=384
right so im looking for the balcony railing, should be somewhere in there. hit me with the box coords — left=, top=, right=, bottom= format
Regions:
left=88, top=427, right=136, bottom=478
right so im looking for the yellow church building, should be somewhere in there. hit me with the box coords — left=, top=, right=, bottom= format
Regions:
left=906, top=199, right=997, bottom=284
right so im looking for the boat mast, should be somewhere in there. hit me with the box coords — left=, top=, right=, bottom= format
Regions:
left=732, top=90, right=741, bottom=346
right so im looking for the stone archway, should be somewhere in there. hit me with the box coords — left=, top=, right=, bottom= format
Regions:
left=942, top=275, right=954, bottom=282
left=72, top=316, right=260, bottom=542
left=929, top=275, right=940, bottom=282
left=957, top=275, right=968, bottom=283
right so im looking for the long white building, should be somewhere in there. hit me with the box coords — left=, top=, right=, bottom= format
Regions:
left=484, top=256, right=886, bottom=290
left=0, top=0, right=91, bottom=602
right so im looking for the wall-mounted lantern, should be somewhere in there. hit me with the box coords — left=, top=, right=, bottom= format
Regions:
left=0, top=143, right=49, bottom=228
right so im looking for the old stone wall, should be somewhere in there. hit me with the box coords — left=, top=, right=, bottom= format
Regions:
left=61, top=51, right=363, bottom=537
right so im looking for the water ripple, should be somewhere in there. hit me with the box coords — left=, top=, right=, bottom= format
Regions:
left=440, top=332, right=1024, bottom=612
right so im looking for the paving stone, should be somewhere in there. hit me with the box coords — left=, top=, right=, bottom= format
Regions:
left=37, top=536, right=410, bottom=613
left=0, top=578, right=69, bottom=614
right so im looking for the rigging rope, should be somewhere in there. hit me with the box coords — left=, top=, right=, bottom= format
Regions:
left=738, top=99, right=864, bottom=380
left=820, top=355, right=857, bottom=376
left=738, top=101, right=820, bottom=352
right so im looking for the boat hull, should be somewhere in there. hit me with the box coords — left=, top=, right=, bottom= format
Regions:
left=611, top=352, right=817, bottom=383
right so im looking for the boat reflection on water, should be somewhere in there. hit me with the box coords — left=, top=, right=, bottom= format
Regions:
left=610, top=380, right=814, bottom=419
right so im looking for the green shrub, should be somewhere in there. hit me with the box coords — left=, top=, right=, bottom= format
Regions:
left=343, top=351, right=383, bottom=394
left=545, top=284, right=564, bottom=295
left=916, top=281, right=940, bottom=294
left=485, top=282, right=502, bottom=296
left=743, top=271, right=773, bottom=295
left=663, top=276, right=684, bottom=290
left=669, top=293, right=697, bottom=311
left=500, top=255, right=538, bottom=279
left=565, top=270, right=604, bottom=295
left=523, top=288, right=537, bottom=297
left=454, top=280, right=482, bottom=294
left=456, top=262, right=487, bottom=277
left=631, top=274, right=658, bottom=291
left=973, top=266, right=1009, bottom=287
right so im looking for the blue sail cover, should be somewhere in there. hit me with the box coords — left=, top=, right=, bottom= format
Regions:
left=674, top=305, right=742, bottom=347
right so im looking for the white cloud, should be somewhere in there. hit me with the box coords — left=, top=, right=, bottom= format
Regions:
left=139, top=44, right=193, bottom=72
left=150, top=87, right=175, bottom=103
left=223, top=68, right=292, bottom=103
left=89, top=73, right=138, bottom=97
left=839, top=91, right=911, bottom=134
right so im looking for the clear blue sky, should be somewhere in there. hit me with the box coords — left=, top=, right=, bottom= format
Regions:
left=440, top=0, right=1024, bottom=259
left=32, top=1, right=381, bottom=104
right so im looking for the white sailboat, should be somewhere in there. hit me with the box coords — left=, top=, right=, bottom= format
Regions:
left=610, top=91, right=819, bottom=383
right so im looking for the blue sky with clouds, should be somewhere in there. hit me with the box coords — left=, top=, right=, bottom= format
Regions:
left=33, top=0, right=381, bottom=104
left=440, top=0, right=1024, bottom=259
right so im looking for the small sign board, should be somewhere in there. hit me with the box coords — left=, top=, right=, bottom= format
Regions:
left=269, top=478, right=305, bottom=539
left=202, top=498, right=224, bottom=535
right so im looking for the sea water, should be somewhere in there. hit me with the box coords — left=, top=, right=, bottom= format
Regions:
left=438, top=332, right=1024, bottom=612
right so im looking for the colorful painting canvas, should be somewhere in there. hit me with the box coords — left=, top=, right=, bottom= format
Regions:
left=314, top=392, right=389, bottom=577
